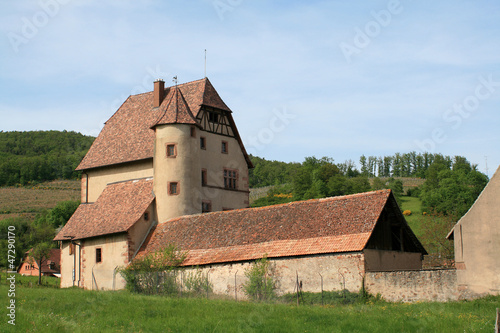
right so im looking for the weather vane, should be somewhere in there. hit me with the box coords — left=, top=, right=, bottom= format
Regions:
left=173, top=76, right=178, bottom=86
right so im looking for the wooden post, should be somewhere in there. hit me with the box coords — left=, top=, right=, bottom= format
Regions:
left=495, top=308, right=499, bottom=333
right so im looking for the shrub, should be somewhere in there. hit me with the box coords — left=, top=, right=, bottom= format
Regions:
left=184, top=268, right=213, bottom=296
left=243, top=256, right=278, bottom=301
left=120, top=244, right=187, bottom=295
left=402, top=210, right=412, bottom=216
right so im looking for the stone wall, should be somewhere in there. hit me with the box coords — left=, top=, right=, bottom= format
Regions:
left=184, top=252, right=365, bottom=300
left=365, top=269, right=459, bottom=302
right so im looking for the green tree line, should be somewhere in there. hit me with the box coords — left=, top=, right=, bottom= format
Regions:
left=0, top=130, right=94, bottom=186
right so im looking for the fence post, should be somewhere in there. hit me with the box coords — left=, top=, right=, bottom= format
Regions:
left=235, top=270, right=238, bottom=301
left=495, top=308, right=499, bottom=333
left=319, top=273, right=323, bottom=306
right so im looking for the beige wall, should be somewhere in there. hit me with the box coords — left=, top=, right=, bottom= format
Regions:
left=84, top=160, right=153, bottom=203
left=181, top=253, right=365, bottom=300
left=154, top=125, right=249, bottom=223
left=364, top=249, right=422, bottom=272
left=452, top=165, right=500, bottom=297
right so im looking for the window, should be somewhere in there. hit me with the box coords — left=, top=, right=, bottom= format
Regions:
left=168, top=182, right=179, bottom=195
left=200, top=137, right=206, bottom=150
left=221, top=141, right=228, bottom=154
left=96, top=248, right=102, bottom=263
left=69, top=243, right=74, bottom=256
left=190, top=126, right=196, bottom=137
left=202, top=201, right=212, bottom=213
left=166, top=143, right=177, bottom=158
left=144, top=212, right=149, bottom=221
left=208, top=111, right=219, bottom=123
left=201, top=169, right=207, bottom=186
left=224, top=169, right=238, bottom=190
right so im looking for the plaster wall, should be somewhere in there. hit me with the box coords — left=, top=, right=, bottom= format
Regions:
left=83, top=160, right=153, bottom=203
left=452, top=165, right=500, bottom=297
left=182, top=253, right=365, bottom=300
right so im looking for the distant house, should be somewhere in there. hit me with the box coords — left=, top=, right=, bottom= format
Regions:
left=18, top=248, right=61, bottom=278
left=54, top=77, right=426, bottom=293
left=447, top=165, right=500, bottom=298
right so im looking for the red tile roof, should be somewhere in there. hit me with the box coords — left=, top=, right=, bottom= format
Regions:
left=138, top=190, right=395, bottom=265
left=76, top=78, right=233, bottom=171
left=152, top=86, right=201, bottom=128
left=19, top=248, right=61, bottom=274
left=54, top=178, right=154, bottom=241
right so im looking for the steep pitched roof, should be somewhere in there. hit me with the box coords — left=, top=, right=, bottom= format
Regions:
left=54, top=178, right=154, bottom=241
left=138, top=189, right=419, bottom=265
left=76, top=78, right=233, bottom=171
left=19, top=249, right=61, bottom=274
left=152, top=86, right=201, bottom=128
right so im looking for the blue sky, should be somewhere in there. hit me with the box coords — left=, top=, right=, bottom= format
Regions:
left=1, top=0, right=499, bottom=176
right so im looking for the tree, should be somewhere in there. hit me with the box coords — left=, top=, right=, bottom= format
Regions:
left=29, top=221, right=56, bottom=285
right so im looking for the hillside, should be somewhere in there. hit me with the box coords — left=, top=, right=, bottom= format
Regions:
left=0, top=130, right=94, bottom=186
left=0, top=180, right=80, bottom=221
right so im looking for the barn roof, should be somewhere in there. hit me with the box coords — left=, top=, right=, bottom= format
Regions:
left=137, top=189, right=423, bottom=265
left=54, top=178, right=154, bottom=241
left=76, top=78, right=239, bottom=171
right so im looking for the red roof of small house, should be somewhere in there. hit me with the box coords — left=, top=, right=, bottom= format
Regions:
left=54, top=178, right=154, bottom=241
left=18, top=248, right=61, bottom=274
left=76, top=78, right=250, bottom=171
left=137, top=189, right=424, bottom=266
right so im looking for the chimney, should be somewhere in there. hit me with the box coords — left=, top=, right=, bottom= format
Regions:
left=153, top=79, right=165, bottom=107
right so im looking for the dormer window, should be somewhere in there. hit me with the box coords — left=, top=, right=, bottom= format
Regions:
left=208, top=111, right=219, bottom=123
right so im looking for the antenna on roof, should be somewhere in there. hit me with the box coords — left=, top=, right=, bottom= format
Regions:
left=172, top=76, right=178, bottom=86
left=204, top=49, right=207, bottom=78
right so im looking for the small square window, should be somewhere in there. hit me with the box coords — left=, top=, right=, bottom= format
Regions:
left=209, top=111, right=219, bottom=123
left=200, top=137, right=206, bottom=150
left=201, top=169, right=207, bottom=186
left=202, top=201, right=212, bottom=213
left=221, top=141, right=228, bottom=154
left=96, top=248, right=102, bottom=263
left=166, top=144, right=176, bottom=158
left=169, top=182, right=179, bottom=195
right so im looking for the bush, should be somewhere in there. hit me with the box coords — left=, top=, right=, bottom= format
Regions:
left=243, top=256, right=278, bottom=301
left=402, top=210, right=412, bottom=216
left=120, top=244, right=186, bottom=295
left=184, top=268, right=213, bottom=296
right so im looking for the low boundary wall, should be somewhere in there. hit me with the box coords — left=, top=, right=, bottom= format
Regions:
left=365, top=269, right=459, bottom=302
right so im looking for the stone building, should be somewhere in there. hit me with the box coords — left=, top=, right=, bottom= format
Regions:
left=55, top=78, right=426, bottom=292
left=447, top=165, right=500, bottom=298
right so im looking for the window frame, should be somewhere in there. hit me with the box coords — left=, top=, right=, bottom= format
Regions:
left=223, top=168, right=238, bottom=190
left=168, top=181, right=180, bottom=195
left=200, top=137, right=206, bottom=150
left=202, top=200, right=212, bottom=213
left=201, top=169, right=207, bottom=186
left=166, top=143, right=177, bottom=158
left=221, top=141, right=228, bottom=154
left=96, top=248, right=102, bottom=264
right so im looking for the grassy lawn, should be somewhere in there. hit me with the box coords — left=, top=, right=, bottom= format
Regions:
left=1, top=283, right=499, bottom=332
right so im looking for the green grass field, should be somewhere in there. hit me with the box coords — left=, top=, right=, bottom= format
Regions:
left=1, top=283, right=499, bottom=332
